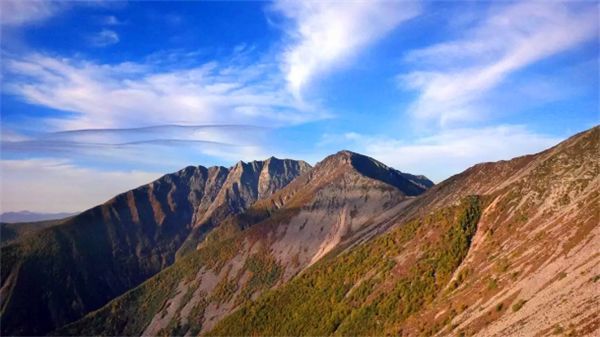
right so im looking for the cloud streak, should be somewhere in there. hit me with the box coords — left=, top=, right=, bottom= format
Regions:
left=273, top=0, right=420, bottom=98
left=400, top=1, right=598, bottom=127
left=1, top=124, right=272, bottom=167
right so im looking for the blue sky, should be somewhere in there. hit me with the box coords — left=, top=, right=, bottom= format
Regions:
left=0, top=0, right=598, bottom=213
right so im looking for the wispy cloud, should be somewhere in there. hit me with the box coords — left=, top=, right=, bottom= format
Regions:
left=89, top=29, right=119, bottom=47
left=102, top=15, right=124, bottom=26
left=400, top=1, right=598, bottom=127
left=0, top=158, right=162, bottom=213
left=322, top=125, right=563, bottom=182
left=3, top=52, right=327, bottom=130
left=0, top=0, right=67, bottom=26
left=273, top=0, right=420, bottom=98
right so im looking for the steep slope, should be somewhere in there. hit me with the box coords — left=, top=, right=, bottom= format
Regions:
left=57, top=151, right=432, bottom=336
left=207, top=126, right=599, bottom=336
left=0, top=158, right=308, bottom=336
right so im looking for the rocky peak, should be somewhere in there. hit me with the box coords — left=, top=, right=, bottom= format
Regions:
left=258, top=157, right=311, bottom=199
left=314, top=150, right=433, bottom=196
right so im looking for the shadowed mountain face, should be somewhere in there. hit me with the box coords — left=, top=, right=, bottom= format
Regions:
left=56, top=126, right=598, bottom=337
left=0, top=158, right=311, bottom=336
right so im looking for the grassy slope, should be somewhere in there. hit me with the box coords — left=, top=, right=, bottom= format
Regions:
left=207, top=196, right=481, bottom=336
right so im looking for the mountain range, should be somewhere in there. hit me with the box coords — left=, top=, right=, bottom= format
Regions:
left=1, top=126, right=598, bottom=337
left=0, top=211, right=77, bottom=224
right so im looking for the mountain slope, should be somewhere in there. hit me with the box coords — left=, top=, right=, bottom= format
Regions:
left=1, top=218, right=66, bottom=245
left=0, top=158, right=309, bottom=336
left=57, top=151, right=432, bottom=336
left=207, top=126, right=599, bottom=336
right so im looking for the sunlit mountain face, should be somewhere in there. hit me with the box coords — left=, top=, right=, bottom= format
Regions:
left=0, top=1, right=598, bottom=336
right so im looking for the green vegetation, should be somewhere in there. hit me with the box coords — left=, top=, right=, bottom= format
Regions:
left=0, top=219, right=62, bottom=245
left=553, top=324, right=565, bottom=335
left=211, top=276, right=238, bottom=304
left=487, top=278, right=498, bottom=290
left=512, top=299, right=526, bottom=312
left=208, top=196, right=482, bottom=336
left=237, top=249, right=283, bottom=304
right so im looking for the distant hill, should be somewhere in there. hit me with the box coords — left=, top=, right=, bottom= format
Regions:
left=0, top=219, right=66, bottom=245
left=0, top=211, right=76, bottom=223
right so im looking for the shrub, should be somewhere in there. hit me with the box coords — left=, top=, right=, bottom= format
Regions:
left=512, top=299, right=526, bottom=312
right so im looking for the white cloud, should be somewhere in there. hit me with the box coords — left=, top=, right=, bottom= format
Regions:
left=324, top=125, right=563, bottom=182
left=273, top=0, right=420, bottom=98
left=0, top=159, right=162, bottom=213
left=103, top=15, right=124, bottom=26
left=400, top=1, right=598, bottom=127
left=90, top=29, right=120, bottom=47
left=0, top=0, right=67, bottom=26
left=4, top=53, right=327, bottom=130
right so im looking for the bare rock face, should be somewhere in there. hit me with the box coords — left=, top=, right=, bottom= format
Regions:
left=0, top=158, right=310, bottom=337
left=176, top=157, right=312, bottom=257
left=258, top=157, right=313, bottom=199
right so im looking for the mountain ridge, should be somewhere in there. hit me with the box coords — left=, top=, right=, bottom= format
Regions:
left=56, top=149, right=434, bottom=336
left=56, top=126, right=599, bottom=337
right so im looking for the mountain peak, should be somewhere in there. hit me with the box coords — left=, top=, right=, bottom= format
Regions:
left=317, top=150, right=433, bottom=196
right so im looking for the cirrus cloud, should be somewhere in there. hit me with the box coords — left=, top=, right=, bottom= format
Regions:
left=400, top=1, right=598, bottom=127
left=3, top=51, right=328, bottom=130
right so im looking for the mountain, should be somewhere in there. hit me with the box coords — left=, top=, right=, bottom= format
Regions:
left=60, top=126, right=597, bottom=337
left=57, top=150, right=433, bottom=336
left=206, top=126, right=600, bottom=336
left=0, top=211, right=76, bottom=223
left=0, top=157, right=310, bottom=336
